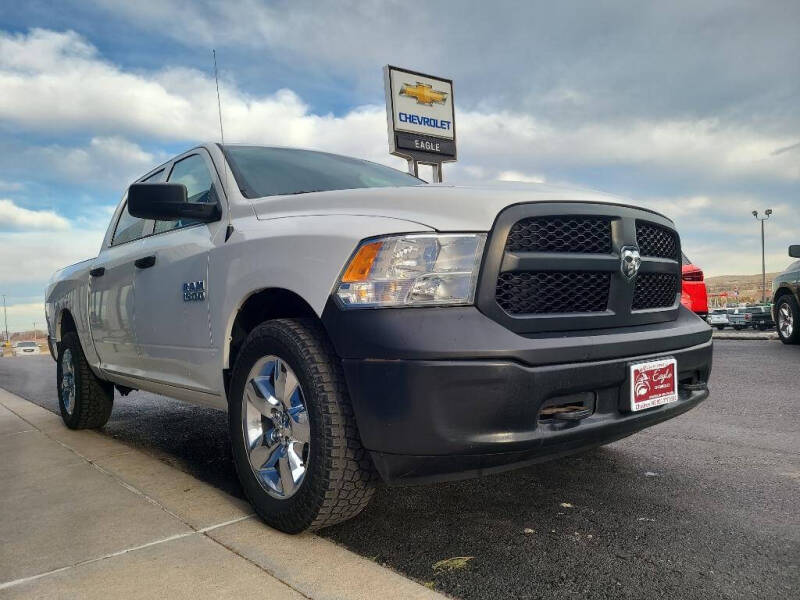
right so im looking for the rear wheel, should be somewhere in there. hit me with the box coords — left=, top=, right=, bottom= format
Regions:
left=228, top=318, right=376, bottom=533
left=57, top=332, right=114, bottom=429
left=776, top=295, right=800, bottom=344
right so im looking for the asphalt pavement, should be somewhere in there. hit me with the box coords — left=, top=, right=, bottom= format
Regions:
left=1, top=340, right=797, bottom=599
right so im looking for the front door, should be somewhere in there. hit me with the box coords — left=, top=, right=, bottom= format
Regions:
left=89, top=201, right=149, bottom=375
left=132, top=151, right=224, bottom=394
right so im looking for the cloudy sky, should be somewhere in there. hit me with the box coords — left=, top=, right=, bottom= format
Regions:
left=1, top=0, right=799, bottom=332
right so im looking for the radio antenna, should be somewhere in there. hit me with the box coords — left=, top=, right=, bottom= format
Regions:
left=213, top=49, right=226, bottom=149
left=213, top=49, right=234, bottom=241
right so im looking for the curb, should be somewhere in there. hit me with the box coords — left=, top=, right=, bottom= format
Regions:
left=712, top=333, right=778, bottom=341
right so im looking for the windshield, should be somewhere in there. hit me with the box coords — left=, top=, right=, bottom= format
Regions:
left=17, top=341, right=37, bottom=347
left=223, top=146, right=423, bottom=198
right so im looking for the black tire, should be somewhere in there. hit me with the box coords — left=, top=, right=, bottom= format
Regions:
left=733, top=325, right=743, bottom=331
left=716, top=325, right=725, bottom=330
left=776, top=294, right=800, bottom=345
left=57, top=331, right=114, bottom=429
left=228, top=318, right=376, bottom=533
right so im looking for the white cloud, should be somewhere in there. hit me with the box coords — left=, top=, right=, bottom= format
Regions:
left=497, top=171, right=546, bottom=184
left=0, top=226, right=105, bottom=285
left=31, top=136, right=164, bottom=188
left=0, top=25, right=798, bottom=297
left=638, top=194, right=800, bottom=276
left=0, top=29, right=189, bottom=139
left=637, top=195, right=713, bottom=218
left=457, top=112, right=799, bottom=182
left=0, top=198, right=70, bottom=231
left=0, top=28, right=797, bottom=183
left=87, top=1, right=799, bottom=130
left=2, top=302, right=46, bottom=336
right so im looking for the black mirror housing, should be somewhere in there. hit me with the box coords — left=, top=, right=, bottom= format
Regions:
left=789, top=245, right=800, bottom=259
left=128, top=183, right=220, bottom=222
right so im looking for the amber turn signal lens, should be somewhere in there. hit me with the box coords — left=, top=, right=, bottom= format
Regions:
left=341, top=241, right=382, bottom=282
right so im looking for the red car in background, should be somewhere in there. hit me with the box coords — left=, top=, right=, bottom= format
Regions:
left=681, top=253, right=708, bottom=317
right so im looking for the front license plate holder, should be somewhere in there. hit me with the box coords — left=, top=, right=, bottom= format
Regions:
left=629, top=357, right=678, bottom=412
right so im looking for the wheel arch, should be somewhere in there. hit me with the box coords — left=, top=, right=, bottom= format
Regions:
left=55, top=308, right=78, bottom=343
left=773, top=286, right=794, bottom=304
left=224, top=287, right=320, bottom=374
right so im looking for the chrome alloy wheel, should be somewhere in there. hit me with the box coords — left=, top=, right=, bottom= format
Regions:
left=61, top=348, right=76, bottom=415
left=778, top=303, right=794, bottom=338
left=242, top=356, right=310, bottom=499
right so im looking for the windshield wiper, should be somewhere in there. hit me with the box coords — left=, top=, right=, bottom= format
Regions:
left=285, top=189, right=327, bottom=195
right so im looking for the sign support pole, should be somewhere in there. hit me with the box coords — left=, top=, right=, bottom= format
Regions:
left=430, top=163, right=443, bottom=183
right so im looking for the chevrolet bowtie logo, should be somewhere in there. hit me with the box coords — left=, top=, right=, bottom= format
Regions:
left=399, top=82, right=448, bottom=106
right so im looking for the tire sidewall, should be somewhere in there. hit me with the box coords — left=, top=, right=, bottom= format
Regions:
left=776, top=296, right=800, bottom=344
left=228, top=324, right=326, bottom=531
left=56, top=333, right=83, bottom=428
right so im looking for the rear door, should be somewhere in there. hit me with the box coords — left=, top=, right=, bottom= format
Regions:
left=132, top=150, right=225, bottom=394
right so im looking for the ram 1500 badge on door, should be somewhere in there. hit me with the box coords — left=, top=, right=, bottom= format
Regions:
left=46, top=144, right=713, bottom=533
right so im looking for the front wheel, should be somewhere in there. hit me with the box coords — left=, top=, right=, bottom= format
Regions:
left=776, top=295, right=800, bottom=344
left=57, top=332, right=114, bottom=429
left=228, top=318, right=376, bottom=533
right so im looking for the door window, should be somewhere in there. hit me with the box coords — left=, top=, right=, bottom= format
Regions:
left=154, top=154, right=217, bottom=235
left=111, top=169, right=164, bottom=246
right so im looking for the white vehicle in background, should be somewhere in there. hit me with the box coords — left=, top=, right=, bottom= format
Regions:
left=12, top=341, right=41, bottom=356
left=707, top=308, right=730, bottom=330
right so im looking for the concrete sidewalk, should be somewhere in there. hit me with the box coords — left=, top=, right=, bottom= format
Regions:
left=0, top=389, right=444, bottom=599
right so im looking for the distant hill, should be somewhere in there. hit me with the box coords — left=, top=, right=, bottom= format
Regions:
left=705, top=272, right=780, bottom=304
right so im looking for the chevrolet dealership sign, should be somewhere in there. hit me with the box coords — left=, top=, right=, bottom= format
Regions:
left=384, top=65, right=457, bottom=164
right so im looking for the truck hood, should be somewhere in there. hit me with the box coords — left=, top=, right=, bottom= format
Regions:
left=250, top=182, right=669, bottom=231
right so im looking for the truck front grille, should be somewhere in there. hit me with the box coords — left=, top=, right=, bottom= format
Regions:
left=636, top=221, right=679, bottom=260
left=632, top=273, right=679, bottom=310
left=505, top=216, right=612, bottom=254
left=496, top=272, right=610, bottom=314
left=478, top=203, right=682, bottom=333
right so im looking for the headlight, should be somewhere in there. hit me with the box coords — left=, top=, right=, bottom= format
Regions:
left=335, top=233, right=487, bottom=308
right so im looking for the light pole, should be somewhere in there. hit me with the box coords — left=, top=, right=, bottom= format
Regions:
left=2, top=295, right=8, bottom=345
left=752, top=209, right=773, bottom=304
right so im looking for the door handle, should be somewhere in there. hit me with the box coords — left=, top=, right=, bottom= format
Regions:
left=89, top=267, right=105, bottom=277
left=134, top=256, right=156, bottom=269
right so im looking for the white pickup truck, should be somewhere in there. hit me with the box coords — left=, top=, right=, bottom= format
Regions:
left=46, top=144, right=712, bottom=532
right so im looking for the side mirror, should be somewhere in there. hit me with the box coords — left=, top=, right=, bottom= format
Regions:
left=128, top=183, right=220, bottom=222
left=789, top=245, right=800, bottom=259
